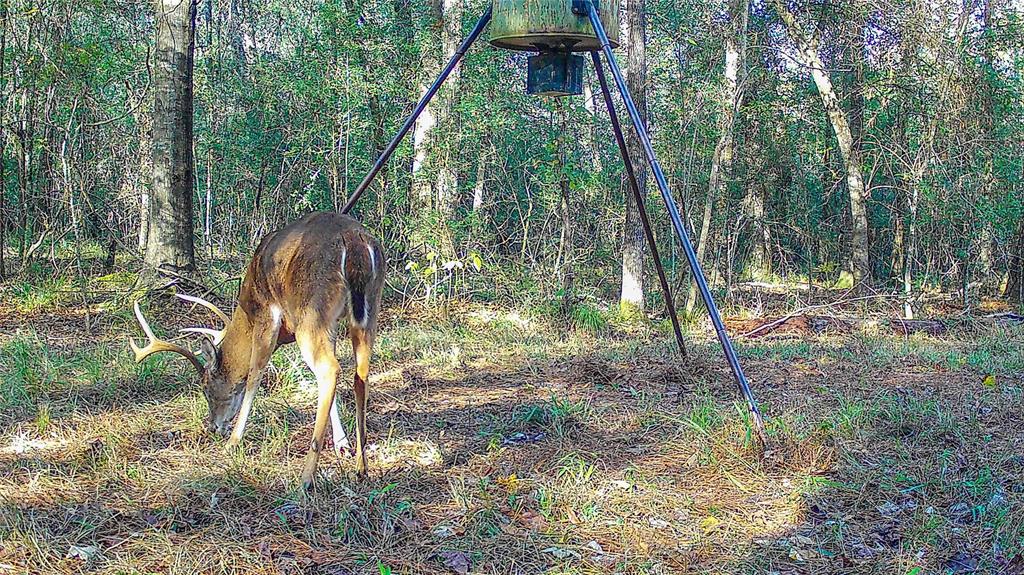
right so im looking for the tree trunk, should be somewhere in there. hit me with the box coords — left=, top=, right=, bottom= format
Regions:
left=392, top=0, right=415, bottom=221
left=619, top=0, right=647, bottom=313
left=410, top=0, right=446, bottom=216
left=773, top=0, right=871, bottom=289
left=582, top=75, right=602, bottom=173
left=472, top=141, right=488, bottom=214
left=133, top=85, right=153, bottom=252
left=226, top=0, right=254, bottom=78
left=555, top=105, right=574, bottom=315
left=434, top=0, right=462, bottom=227
left=975, top=0, right=1000, bottom=297
left=144, top=0, right=198, bottom=275
left=733, top=0, right=762, bottom=279
left=0, top=0, right=6, bottom=280
left=1006, top=219, right=1024, bottom=304
left=688, top=0, right=746, bottom=312
left=846, top=6, right=866, bottom=159
left=742, top=184, right=769, bottom=277
left=903, top=168, right=920, bottom=318
left=16, top=82, right=31, bottom=263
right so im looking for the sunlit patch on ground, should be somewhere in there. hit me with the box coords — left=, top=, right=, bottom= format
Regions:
left=371, top=438, right=445, bottom=469
left=1, top=433, right=69, bottom=457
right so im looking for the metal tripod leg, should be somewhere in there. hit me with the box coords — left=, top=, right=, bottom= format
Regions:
left=341, top=6, right=493, bottom=215
left=590, top=52, right=687, bottom=358
left=585, top=1, right=767, bottom=445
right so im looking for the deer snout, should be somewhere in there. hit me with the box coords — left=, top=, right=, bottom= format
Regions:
left=205, top=417, right=232, bottom=437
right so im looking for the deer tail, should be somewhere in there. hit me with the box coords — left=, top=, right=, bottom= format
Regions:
left=343, top=237, right=380, bottom=327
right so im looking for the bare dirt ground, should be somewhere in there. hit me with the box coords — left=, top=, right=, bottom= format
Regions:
left=2, top=283, right=1023, bottom=574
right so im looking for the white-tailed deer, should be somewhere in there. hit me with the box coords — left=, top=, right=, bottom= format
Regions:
left=129, top=212, right=385, bottom=488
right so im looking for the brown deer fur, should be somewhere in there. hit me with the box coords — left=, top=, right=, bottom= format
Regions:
left=130, top=212, right=385, bottom=487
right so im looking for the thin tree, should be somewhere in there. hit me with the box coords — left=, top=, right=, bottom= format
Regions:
left=620, top=0, right=648, bottom=313
left=1008, top=220, right=1024, bottom=305
left=688, top=0, right=748, bottom=312
left=144, top=0, right=198, bottom=277
left=411, top=0, right=461, bottom=215
left=0, top=0, right=7, bottom=280
left=773, top=0, right=871, bottom=289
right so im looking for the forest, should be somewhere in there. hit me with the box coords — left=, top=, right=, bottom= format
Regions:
left=1, top=0, right=1023, bottom=573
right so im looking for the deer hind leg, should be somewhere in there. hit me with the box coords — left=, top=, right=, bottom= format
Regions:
left=225, top=308, right=281, bottom=448
left=350, top=327, right=373, bottom=476
left=297, top=329, right=340, bottom=490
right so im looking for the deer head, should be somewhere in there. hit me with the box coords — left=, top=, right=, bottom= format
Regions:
left=129, top=294, right=244, bottom=435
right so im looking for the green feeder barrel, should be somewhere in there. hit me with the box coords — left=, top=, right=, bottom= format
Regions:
left=488, top=0, right=620, bottom=52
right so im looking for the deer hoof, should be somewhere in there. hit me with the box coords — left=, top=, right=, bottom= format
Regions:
left=332, top=436, right=353, bottom=458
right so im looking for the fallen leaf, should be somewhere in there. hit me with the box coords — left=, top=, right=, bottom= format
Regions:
left=948, top=502, right=973, bottom=525
left=700, top=515, right=721, bottom=533
left=496, top=474, right=519, bottom=492
left=587, top=540, right=615, bottom=567
left=788, top=546, right=816, bottom=562
left=648, top=517, right=670, bottom=529
left=438, top=551, right=471, bottom=574
left=945, top=552, right=979, bottom=574
left=564, top=507, right=580, bottom=524
left=501, top=431, right=546, bottom=446
left=790, top=534, right=815, bottom=546
left=66, top=545, right=101, bottom=561
left=398, top=515, right=425, bottom=532
left=518, top=509, right=547, bottom=531
left=432, top=525, right=456, bottom=538
left=983, top=374, right=996, bottom=388
left=272, top=502, right=310, bottom=527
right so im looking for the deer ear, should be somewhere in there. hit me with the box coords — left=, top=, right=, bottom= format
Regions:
left=198, top=337, right=218, bottom=369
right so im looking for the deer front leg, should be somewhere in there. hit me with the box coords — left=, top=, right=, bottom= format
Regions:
left=298, top=332, right=340, bottom=490
left=225, top=320, right=279, bottom=449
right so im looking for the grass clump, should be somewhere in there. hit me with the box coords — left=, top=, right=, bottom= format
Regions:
left=0, top=331, right=57, bottom=411
left=6, top=277, right=70, bottom=313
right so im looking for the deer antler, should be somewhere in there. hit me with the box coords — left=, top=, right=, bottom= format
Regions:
left=175, top=293, right=231, bottom=326
left=180, top=327, right=225, bottom=346
left=175, top=293, right=229, bottom=344
left=129, top=301, right=206, bottom=373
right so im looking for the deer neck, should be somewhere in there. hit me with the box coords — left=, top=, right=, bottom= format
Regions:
left=218, top=306, right=254, bottom=384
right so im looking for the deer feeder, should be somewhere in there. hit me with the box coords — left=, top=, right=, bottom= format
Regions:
left=340, top=0, right=769, bottom=446
left=489, top=0, right=619, bottom=96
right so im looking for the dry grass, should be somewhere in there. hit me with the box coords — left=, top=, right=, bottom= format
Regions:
left=1, top=280, right=1023, bottom=574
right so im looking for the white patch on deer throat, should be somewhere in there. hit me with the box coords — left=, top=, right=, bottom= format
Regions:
left=270, top=305, right=283, bottom=328
left=367, top=244, right=376, bottom=275
left=340, top=246, right=347, bottom=273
